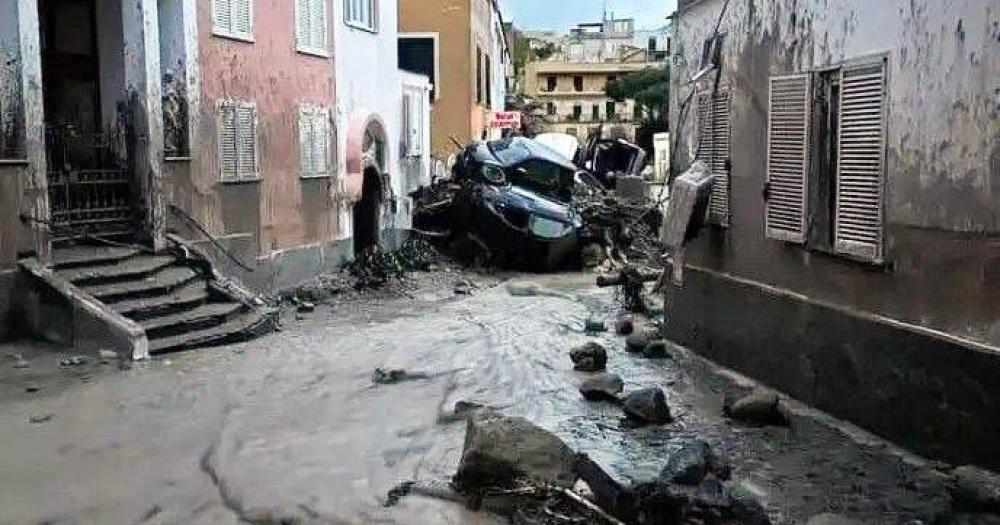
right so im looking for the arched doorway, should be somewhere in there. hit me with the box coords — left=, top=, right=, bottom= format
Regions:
left=353, top=167, right=382, bottom=256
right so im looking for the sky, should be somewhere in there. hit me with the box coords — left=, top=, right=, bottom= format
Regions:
left=501, top=0, right=678, bottom=32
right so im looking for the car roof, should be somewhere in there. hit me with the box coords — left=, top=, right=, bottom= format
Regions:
left=486, top=137, right=580, bottom=172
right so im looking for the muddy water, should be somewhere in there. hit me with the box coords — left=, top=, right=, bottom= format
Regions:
left=0, top=272, right=949, bottom=525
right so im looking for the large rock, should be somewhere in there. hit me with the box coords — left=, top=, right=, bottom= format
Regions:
left=615, top=316, right=635, bottom=336
left=453, top=412, right=579, bottom=492
left=642, top=340, right=671, bottom=359
left=623, top=388, right=673, bottom=424
left=661, top=440, right=711, bottom=485
left=625, top=330, right=656, bottom=353
left=580, top=373, right=624, bottom=402
left=569, top=342, right=608, bottom=372
left=951, top=465, right=1000, bottom=513
left=725, top=388, right=790, bottom=426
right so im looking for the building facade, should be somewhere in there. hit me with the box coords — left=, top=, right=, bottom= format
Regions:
left=668, top=0, right=999, bottom=469
left=398, top=0, right=508, bottom=159
left=523, top=59, right=655, bottom=141
left=0, top=0, right=431, bottom=338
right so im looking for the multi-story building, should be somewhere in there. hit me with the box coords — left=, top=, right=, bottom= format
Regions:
left=0, top=0, right=431, bottom=343
left=668, top=0, right=999, bottom=469
left=398, top=0, right=509, bottom=158
left=565, top=16, right=635, bottom=63
left=524, top=58, right=657, bottom=141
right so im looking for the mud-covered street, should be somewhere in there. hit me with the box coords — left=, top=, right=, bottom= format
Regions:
left=0, top=269, right=963, bottom=525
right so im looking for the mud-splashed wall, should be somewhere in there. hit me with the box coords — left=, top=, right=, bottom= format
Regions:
left=669, top=0, right=999, bottom=346
left=0, top=1, right=25, bottom=160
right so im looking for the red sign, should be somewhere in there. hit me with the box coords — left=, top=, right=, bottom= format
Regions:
left=490, top=111, right=522, bottom=129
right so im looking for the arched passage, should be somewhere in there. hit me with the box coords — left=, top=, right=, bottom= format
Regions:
left=353, top=167, right=383, bottom=256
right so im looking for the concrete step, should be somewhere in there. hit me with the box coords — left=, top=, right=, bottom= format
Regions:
left=56, top=255, right=177, bottom=286
left=141, top=301, right=245, bottom=339
left=149, top=307, right=277, bottom=354
left=81, top=266, right=200, bottom=304
left=112, top=280, right=211, bottom=321
left=53, top=246, right=142, bottom=270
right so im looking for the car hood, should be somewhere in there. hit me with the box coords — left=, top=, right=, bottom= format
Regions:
left=482, top=184, right=578, bottom=225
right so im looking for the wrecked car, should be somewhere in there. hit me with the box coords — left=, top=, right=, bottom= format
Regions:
left=449, top=137, right=599, bottom=270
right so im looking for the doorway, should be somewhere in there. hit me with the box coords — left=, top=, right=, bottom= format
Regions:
left=353, top=167, right=383, bottom=257
left=39, top=0, right=137, bottom=243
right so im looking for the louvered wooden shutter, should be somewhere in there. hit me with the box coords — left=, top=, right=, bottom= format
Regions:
left=697, top=89, right=731, bottom=227
left=219, top=104, right=238, bottom=180
left=236, top=104, right=257, bottom=179
left=299, top=107, right=314, bottom=177
left=234, top=0, right=252, bottom=36
left=295, top=0, right=310, bottom=48
left=765, top=74, right=811, bottom=243
left=313, top=109, right=329, bottom=176
left=214, top=0, right=233, bottom=33
left=835, top=62, right=887, bottom=263
left=311, top=0, right=327, bottom=50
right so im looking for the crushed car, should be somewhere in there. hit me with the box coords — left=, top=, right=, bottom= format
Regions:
left=412, top=133, right=660, bottom=272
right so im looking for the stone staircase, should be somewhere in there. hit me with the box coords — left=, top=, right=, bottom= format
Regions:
left=51, top=244, right=276, bottom=354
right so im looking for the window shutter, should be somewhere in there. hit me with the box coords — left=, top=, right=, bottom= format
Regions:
left=313, top=110, right=329, bottom=176
left=234, top=0, right=252, bottom=36
left=697, top=89, right=731, bottom=227
left=310, top=0, right=327, bottom=50
left=295, top=0, right=310, bottom=48
left=219, top=104, right=238, bottom=180
left=299, top=107, right=314, bottom=177
left=401, top=94, right=411, bottom=155
left=765, top=74, right=812, bottom=243
left=835, top=61, right=887, bottom=263
left=409, top=94, right=422, bottom=155
left=214, top=0, right=233, bottom=33
left=236, top=104, right=257, bottom=179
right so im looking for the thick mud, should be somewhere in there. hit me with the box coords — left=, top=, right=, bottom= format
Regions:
left=0, top=271, right=952, bottom=524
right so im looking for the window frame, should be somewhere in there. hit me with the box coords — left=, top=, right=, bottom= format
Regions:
left=217, top=99, right=260, bottom=183
left=212, top=0, right=255, bottom=43
left=344, top=0, right=379, bottom=34
left=295, top=0, right=329, bottom=57
left=398, top=33, right=441, bottom=102
left=402, top=91, right=424, bottom=157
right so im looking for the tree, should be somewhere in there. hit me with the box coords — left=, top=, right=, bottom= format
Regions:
left=605, top=68, right=670, bottom=128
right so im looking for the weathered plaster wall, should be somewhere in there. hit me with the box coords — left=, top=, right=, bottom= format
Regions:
left=167, top=0, right=338, bottom=288
left=399, top=0, right=473, bottom=157
left=669, top=0, right=1000, bottom=346
left=0, top=1, right=25, bottom=160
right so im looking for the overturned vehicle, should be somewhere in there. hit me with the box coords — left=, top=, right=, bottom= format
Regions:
left=413, top=135, right=661, bottom=271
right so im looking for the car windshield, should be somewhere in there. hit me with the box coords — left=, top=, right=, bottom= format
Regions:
left=486, top=138, right=532, bottom=166
left=508, top=159, right=575, bottom=201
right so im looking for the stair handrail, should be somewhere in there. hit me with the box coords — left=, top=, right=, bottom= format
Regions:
left=167, top=204, right=254, bottom=273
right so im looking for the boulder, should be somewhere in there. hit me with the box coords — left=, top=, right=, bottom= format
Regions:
left=625, top=330, right=655, bottom=353
left=453, top=412, right=579, bottom=492
left=729, top=483, right=772, bottom=525
left=580, top=373, right=624, bottom=402
left=623, top=388, right=672, bottom=424
left=661, top=440, right=711, bottom=485
left=642, top=340, right=671, bottom=359
left=725, top=388, right=790, bottom=426
left=569, top=342, right=608, bottom=372
left=951, top=465, right=1000, bottom=513
left=615, top=316, right=635, bottom=336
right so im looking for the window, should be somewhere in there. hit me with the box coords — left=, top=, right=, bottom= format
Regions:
left=765, top=59, right=888, bottom=263
left=476, top=46, right=483, bottom=104
left=213, top=0, right=253, bottom=40
left=572, top=105, right=582, bottom=121
left=399, top=34, right=439, bottom=101
left=607, top=75, right=617, bottom=86
left=606, top=101, right=616, bottom=119
left=344, top=0, right=377, bottom=32
left=696, top=87, right=732, bottom=227
left=546, top=102, right=556, bottom=116
left=298, top=105, right=330, bottom=178
left=573, top=76, right=584, bottom=92
left=592, top=104, right=600, bottom=122
left=402, top=91, right=423, bottom=156
left=218, top=100, right=258, bottom=181
left=648, top=37, right=657, bottom=52
left=485, top=56, right=492, bottom=107
left=295, top=0, right=328, bottom=55
left=546, top=76, right=557, bottom=92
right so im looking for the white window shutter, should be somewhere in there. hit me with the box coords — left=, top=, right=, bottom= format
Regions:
left=401, top=94, right=411, bottom=155
left=315, top=110, right=330, bottom=176
left=765, top=74, right=812, bottom=243
left=234, top=0, right=252, bottom=36
left=219, top=104, right=238, bottom=180
left=214, top=0, right=233, bottom=33
left=708, top=90, right=731, bottom=227
left=409, top=94, right=422, bottom=155
left=295, top=0, right=310, bottom=49
left=311, top=0, right=327, bottom=50
left=299, top=107, right=314, bottom=177
left=236, top=104, right=257, bottom=179
left=835, top=61, right=887, bottom=263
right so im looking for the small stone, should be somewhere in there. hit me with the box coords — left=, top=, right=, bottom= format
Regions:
left=60, top=356, right=87, bottom=367
left=584, top=317, right=607, bottom=333
left=373, top=368, right=408, bottom=384
left=615, top=316, right=635, bottom=336
left=569, top=342, right=607, bottom=371
left=29, top=414, right=53, bottom=424
left=99, top=350, right=117, bottom=360
left=25, top=385, right=40, bottom=393
left=623, top=388, right=672, bottom=424
left=573, top=479, right=595, bottom=501
left=579, top=373, right=624, bottom=402
left=643, top=340, right=671, bottom=359
left=725, top=388, right=790, bottom=426
left=661, top=440, right=711, bottom=485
